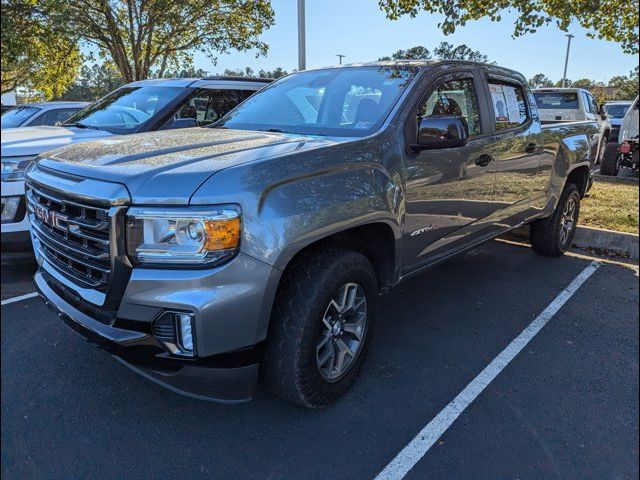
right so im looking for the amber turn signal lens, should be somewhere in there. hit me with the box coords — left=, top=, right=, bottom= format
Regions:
left=203, top=217, right=241, bottom=250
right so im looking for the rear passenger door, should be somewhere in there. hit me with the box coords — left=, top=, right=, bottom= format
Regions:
left=484, top=74, right=543, bottom=228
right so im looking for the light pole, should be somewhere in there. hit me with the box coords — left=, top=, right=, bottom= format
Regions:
left=561, top=34, right=574, bottom=88
left=336, top=54, right=346, bottom=65
left=297, top=0, right=306, bottom=71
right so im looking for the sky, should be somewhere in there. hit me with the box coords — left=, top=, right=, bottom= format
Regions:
left=195, top=0, right=638, bottom=82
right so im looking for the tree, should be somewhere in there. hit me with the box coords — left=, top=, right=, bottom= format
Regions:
left=1, top=0, right=82, bottom=98
left=609, top=66, right=639, bottom=100
left=379, top=45, right=432, bottom=61
left=379, top=42, right=490, bottom=62
left=554, top=79, right=573, bottom=87
left=528, top=73, right=554, bottom=88
left=56, top=0, right=275, bottom=82
left=378, top=0, right=639, bottom=54
left=433, top=42, right=491, bottom=63
left=572, top=78, right=595, bottom=89
left=258, top=67, right=289, bottom=79
left=216, top=66, right=289, bottom=79
left=58, top=62, right=125, bottom=101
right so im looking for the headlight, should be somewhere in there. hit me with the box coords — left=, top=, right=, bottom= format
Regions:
left=126, top=206, right=241, bottom=266
left=1, top=156, right=37, bottom=182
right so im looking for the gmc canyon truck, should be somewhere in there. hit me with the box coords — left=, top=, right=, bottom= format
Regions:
left=27, top=61, right=599, bottom=408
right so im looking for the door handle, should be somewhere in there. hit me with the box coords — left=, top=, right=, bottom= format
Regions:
left=525, top=143, right=537, bottom=154
left=475, top=154, right=494, bottom=167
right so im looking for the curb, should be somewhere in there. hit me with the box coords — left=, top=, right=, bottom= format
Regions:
left=505, top=225, right=639, bottom=259
left=592, top=174, right=639, bottom=185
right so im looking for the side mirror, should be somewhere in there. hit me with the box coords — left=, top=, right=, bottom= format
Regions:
left=412, top=116, right=469, bottom=151
left=598, top=105, right=608, bottom=121
left=168, top=118, right=198, bottom=130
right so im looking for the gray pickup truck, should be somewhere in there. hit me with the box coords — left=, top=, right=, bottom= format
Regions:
left=27, top=61, right=599, bottom=407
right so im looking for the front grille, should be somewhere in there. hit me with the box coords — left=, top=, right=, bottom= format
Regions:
left=26, top=182, right=112, bottom=293
left=610, top=126, right=620, bottom=142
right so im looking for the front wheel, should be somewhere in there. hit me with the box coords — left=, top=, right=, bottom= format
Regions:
left=265, top=248, right=378, bottom=408
left=530, top=183, right=581, bottom=257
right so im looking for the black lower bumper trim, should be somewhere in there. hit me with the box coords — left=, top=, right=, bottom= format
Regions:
left=35, top=271, right=259, bottom=403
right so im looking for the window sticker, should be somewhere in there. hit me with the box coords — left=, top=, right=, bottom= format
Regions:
left=489, top=84, right=520, bottom=123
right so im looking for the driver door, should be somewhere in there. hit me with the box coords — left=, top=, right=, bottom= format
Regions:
left=402, top=71, right=498, bottom=273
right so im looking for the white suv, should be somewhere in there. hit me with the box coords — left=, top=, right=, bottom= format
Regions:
left=1, top=76, right=271, bottom=262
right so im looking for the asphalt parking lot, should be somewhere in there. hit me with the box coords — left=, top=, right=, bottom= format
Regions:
left=2, top=240, right=638, bottom=480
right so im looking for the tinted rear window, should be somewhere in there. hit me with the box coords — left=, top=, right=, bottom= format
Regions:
left=533, top=92, right=579, bottom=109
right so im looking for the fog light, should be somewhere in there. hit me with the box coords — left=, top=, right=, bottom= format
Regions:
left=1, top=196, right=21, bottom=223
left=177, top=313, right=195, bottom=353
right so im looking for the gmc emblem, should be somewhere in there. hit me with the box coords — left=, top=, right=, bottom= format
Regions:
left=35, top=204, right=67, bottom=230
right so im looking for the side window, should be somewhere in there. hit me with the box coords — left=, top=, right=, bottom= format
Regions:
left=587, top=94, right=599, bottom=114
left=166, top=89, right=246, bottom=128
left=418, top=77, right=481, bottom=136
left=488, top=82, right=529, bottom=130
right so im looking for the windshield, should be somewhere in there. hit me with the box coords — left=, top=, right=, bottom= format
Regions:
left=63, top=86, right=185, bottom=133
left=216, top=66, right=417, bottom=136
left=533, top=92, right=579, bottom=110
left=1, top=106, right=40, bottom=128
left=604, top=104, right=631, bottom=118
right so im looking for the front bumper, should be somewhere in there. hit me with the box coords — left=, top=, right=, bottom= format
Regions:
left=35, top=270, right=261, bottom=403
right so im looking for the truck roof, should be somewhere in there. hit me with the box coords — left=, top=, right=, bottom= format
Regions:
left=17, top=101, right=89, bottom=109
left=310, top=59, right=527, bottom=82
left=533, top=87, right=592, bottom=94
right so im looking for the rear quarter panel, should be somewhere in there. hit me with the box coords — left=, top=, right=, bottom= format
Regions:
left=535, top=121, right=599, bottom=212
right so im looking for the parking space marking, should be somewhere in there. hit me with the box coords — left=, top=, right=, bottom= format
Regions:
left=1, top=292, right=38, bottom=306
left=374, top=261, right=601, bottom=480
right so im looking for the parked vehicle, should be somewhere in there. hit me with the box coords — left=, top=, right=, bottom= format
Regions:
left=1, top=105, right=15, bottom=115
left=603, top=100, right=633, bottom=142
left=1, top=102, right=88, bottom=129
left=532, top=88, right=611, bottom=163
left=27, top=61, right=599, bottom=407
left=1, top=77, right=270, bottom=262
left=600, top=96, right=639, bottom=176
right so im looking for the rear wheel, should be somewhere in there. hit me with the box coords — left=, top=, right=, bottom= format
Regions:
left=265, top=248, right=378, bottom=408
left=599, top=143, right=620, bottom=176
left=530, top=183, right=581, bottom=257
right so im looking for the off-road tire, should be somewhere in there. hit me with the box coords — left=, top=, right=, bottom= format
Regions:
left=264, top=248, right=378, bottom=408
left=599, top=142, right=620, bottom=176
left=595, top=134, right=609, bottom=165
left=530, top=183, right=581, bottom=257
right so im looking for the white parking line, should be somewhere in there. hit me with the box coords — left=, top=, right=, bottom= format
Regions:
left=1, top=292, right=39, bottom=306
left=374, top=261, right=601, bottom=480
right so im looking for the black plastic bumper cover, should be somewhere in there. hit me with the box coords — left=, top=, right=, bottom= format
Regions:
left=35, top=271, right=259, bottom=403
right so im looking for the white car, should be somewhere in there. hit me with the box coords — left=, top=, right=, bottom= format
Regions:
left=1, top=101, right=89, bottom=129
left=532, top=88, right=612, bottom=163
left=1, top=76, right=271, bottom=262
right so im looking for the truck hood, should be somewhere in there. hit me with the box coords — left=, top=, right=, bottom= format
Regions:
left=1, top=126, right=113, bottom=157
left=37, top=127, right=340, bottom=205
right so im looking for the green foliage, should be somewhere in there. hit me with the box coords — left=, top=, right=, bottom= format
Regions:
left=1, top=0, right=82, bottom=98
left=609, top=66, right=639, bottom=100
left=219, top=66, right=289, bottom=79
left=56, top=0, right=275, bottom=82
left=379, top=42, right=491, bottom=62
left=57, top=62, right=125, bottom=101
left=378, top=0, right=639, bottom=54
left=528, top=73, right=554, bottom=88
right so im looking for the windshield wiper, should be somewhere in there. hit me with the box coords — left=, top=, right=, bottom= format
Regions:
left=64, top=122, right=101, bottom=130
